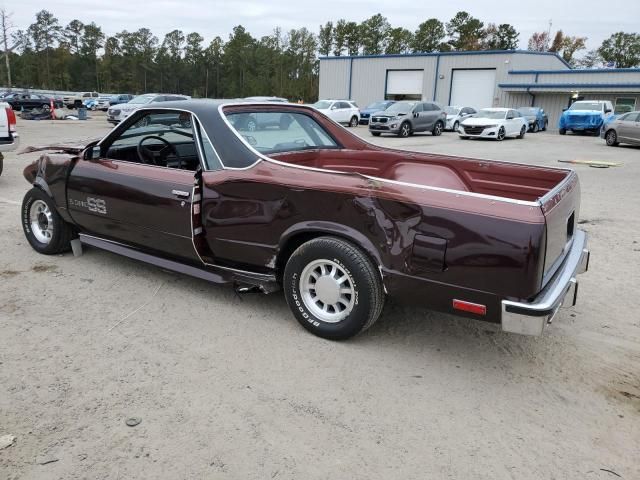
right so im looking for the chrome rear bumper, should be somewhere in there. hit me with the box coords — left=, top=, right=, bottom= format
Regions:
left=501, top=230, right=589, bottom=336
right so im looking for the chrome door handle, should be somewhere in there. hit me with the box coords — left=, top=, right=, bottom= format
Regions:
left=172, top=189, right=190, bottom=198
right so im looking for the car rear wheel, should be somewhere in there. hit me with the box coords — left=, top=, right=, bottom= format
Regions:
left=22, top=187, right=75, bottom=255
left=349, top=116, right=359, bottom=128
left=497, top=126, right=506, bottom=141
left=517, top=125, right=526, bottom=139
left=398, top=122, right=411, bottom=138
left=532, top=122, right=539, bottom=133
left=432, top=121, right=443, bottom=136
left=543, top=120, right=548, bottom=131
left=453, top=121, right=459, bottom=132
left=41, top=103, right=51, bottom=112
left=605, top=130, right=619, bottom=146
left=283, top=237, right=385, bottom=340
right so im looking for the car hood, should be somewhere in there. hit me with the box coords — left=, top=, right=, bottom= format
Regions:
left=461, top=117, right=503, bottom=125
left=564, top=110, right=602, bottom=115
left=19, top=138, right=100, bottom=155
left=371, top=111, right=408, bottom=119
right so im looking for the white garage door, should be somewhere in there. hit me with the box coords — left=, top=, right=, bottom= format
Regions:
left=450, top=69, right=496, bottom=109
left=386, top=70, right=424, bottom=99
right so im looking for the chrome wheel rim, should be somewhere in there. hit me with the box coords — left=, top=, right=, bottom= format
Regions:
left=453, top=122, right=459, bottom=131
left=350, top=117, right=358, bottom=127
left=400, top=124, right=410, bottom=137
left=497, top=128, right=505, bottom=140
left=300, top=259, right=356, bottom=323
left=247, top=120, right=257, bottom=132
left=606, top=132, right=616, bottom=145
left=29, top=200, right=53, bottom=244
left=520, top=126, right=526, bottom=137
left=435, top=123, right=442, bottom=135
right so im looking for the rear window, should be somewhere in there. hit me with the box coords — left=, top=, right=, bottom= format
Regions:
left=226, top=111, right=338, bottom=154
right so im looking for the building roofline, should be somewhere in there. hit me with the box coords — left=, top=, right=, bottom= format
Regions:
left=319, top=49, right=570, bottom=67
left=509, top=68, right=640, bottom=75
left=499, top=82, right=640, bottom=89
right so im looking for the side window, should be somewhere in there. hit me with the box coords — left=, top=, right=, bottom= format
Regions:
left=628, top=113, right=640, bottom=122
left=413, top=103, right=423, bottom=113
left=82, top=93, right=91, bottom=98
left=226, top=111, right=338, bottom=154
left=195, top=121, right=223, bottom=171
left=152, top=96, right=165, bottom=103
left=104, top=111, right=200, bottom=171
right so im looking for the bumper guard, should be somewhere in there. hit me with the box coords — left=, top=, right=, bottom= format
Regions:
left=501, top=230, right=589, bottom=336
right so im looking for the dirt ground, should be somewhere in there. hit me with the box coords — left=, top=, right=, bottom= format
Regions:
left=1, top=112, right=639, bottom=480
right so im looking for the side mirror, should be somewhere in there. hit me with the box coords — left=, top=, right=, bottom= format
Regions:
left=331, top=105, right=338, bottom=110
left=605, top=109, right=612, bottom=114
left=413, top=112, right=419, bottom=118
left=562, top=107, right=568, bottom=112
left=84, top=145, right=101, bottom=160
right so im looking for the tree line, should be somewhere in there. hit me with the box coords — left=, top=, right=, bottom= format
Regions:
left=2, top=9, right=639, bottom=101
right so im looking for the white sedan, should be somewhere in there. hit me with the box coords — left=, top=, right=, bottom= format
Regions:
left=458, top=108, right=528, bottom=140
left=444, top=105, right=477, bottom=131
left=312, top=100, right=360, bottom=127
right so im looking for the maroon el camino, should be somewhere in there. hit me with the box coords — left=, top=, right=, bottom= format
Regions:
left=20, top=100, right=589, bottom=340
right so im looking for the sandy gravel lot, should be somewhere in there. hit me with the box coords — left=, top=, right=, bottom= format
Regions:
left=1, top=112, right=639, bottom=479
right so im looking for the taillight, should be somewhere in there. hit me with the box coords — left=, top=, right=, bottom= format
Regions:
left=5, top=107, right=16, bottom=133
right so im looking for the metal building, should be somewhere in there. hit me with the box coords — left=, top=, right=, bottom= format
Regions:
left=319, top=50, right=640, bottom=128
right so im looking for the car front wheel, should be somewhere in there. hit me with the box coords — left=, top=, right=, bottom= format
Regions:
left=398, top=122, right=411, bottom=138
left=605, top=130, right=619, bottom=146
left=497, top=126, right=506, bottom=141
left=22, top=187, right=75, bottom=255
left=283, top=237, right=385, bottom=340
left=349, top=116, right=359, bottom=128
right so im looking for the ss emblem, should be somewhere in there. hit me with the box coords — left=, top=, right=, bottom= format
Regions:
left=87, top=197, right=107, bottom=214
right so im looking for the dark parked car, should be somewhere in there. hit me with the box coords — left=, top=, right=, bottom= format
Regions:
left=601, top=110, right=640, bottom=146
left=368, top=101, right=446, bottom=137
left=4, top=93, right=63, bottom=111
left=517, top=107, right=548, bottom=132
left=21, top=101, right=589, bottom=340
left=359, top=100, right=395, bottom=124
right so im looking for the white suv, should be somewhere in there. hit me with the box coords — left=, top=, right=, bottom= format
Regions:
left=0, top=101, right=19, bottom=176
left=107, top=93, right=190, bottom=125
left=311, top=100, right=360, bottom=127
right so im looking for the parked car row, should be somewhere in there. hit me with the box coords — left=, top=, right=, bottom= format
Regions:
left=107, top=93, right=191, bottom=125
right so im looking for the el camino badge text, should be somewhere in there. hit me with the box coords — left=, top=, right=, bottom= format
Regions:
left=70, top=197, right=107, bottom=215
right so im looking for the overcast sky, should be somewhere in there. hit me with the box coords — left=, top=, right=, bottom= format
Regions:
left=11, top=1, right=640, bottom=53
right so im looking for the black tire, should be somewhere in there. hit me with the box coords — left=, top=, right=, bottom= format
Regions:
left=398, top=121, right=411, bottom=138
left=74, top=100, right=82, bottom=109
left=41, top=103, right=51, bottom=112
left=370, top=132, right=381, bottom=137
left=283, top=237, right=385, bottom=340
left=432, top=121, right=443, bottom=136
left=497, top=126, right=506, bottom=141
left=453, top=121, right=459, bottom=132
left=459, top=136, right=469, bottom=140
left=517, top=125, right=526, bottom=139
left=605, top=129, right=619, bottom=146
left=559, top=128, right=566, bottom=135
left=349, top=116, right=359, bottom=128
left=532, top=122, right=539, bottom=133
left=543, top=120, right=548, bottom=131
left=21, top=187, right=75, bottom=255
left=0, top=153, right=3, bottom=176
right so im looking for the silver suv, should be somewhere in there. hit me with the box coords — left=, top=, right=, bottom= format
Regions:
left=368, top=101, right=446, bottom=137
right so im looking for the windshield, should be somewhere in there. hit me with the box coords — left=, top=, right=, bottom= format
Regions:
left=385, top=101, right=416, bottom=115
left=129, top=95, right=155, bottom=105
left=569, top=102, right=603, bottom=111
left=518, top=108, right=537, bottom=115
left=365, top=102, right=388, bottom=111
left=476, top=109, right=507, bottom=119
left=313, top=100, right=332, bottom=110
left=444, top=106, right=461, bottom=115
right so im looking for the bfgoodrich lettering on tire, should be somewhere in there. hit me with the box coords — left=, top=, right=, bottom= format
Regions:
left=21, top=187, right=74, bottom=255
left=283, top=237, right=385, bottom=340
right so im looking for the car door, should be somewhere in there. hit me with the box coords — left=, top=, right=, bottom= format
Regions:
left=506, top=110, right=520, bottom=135
left=619, top=112, right=640, bottom=143
left=66, top=110, right=202, bottom=262
left=628, top=113, right=640, bottom=144
left=423, top=103, right=440, bottom=131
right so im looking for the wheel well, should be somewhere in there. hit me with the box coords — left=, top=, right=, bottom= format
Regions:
left=275, top=231, right=382, bottom=283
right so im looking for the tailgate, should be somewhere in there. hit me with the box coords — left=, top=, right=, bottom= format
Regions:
left=540, top=171, right=581, bottom=286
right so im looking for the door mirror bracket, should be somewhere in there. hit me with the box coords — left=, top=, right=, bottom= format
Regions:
left=84, top=145, right=101, bottom=160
